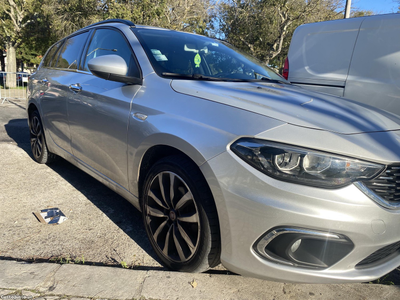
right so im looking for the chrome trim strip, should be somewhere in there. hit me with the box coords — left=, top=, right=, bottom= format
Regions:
left=255, top=227, right=340, bottom=266
left=354, top=182, right=400, bottom=210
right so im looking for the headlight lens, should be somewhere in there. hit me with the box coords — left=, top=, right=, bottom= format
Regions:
left=230, top=138, right=384, bottom=188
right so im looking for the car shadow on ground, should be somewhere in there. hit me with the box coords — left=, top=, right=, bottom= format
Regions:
left=4, top=117, right=165, bottom=270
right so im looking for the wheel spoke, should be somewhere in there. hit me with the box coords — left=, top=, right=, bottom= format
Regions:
left=35, top=140, right=42, bottom=157
left=34, top=141, right=38, bottom=157
left=35, top=119, right=40, bottom=133
left=148, top=189, right=169, bottom=209
left=174, top=191, right=192, bottom=211
left=162, top=225, right=172, bottom=256
left=153, top=219, right=168, bottom=243
left=172, top=224, right=186, bottom=261
left=177, top=212, right=199, bottom=223
left=147, top=206, right=167, bottom=218
left=35, top=143, right=40, bottom=157
left=169, top=173, right=175, bottom=205
left=36, top=141, right=42, bottom=157
left=177, top=222, right=195, bottom=252
left=158, top=174, right=168, bottom=205
left=30, top=127, right=37, bottom=136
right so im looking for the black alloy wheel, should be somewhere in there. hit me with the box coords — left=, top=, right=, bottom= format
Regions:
left=141, top=155, right=220, bottom=272
left=29, top=110, right=56, bottom=164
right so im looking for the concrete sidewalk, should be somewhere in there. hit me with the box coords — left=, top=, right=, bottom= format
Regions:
left=0, top=260, right=399, bottom=300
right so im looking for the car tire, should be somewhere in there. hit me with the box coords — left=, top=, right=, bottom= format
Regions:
left=29, top=110, right=57, bottom=164
left=141, top=155, right=221, bottom=272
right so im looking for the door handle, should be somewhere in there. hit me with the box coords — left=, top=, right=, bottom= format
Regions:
left=69, top=83, right=82, bottom=93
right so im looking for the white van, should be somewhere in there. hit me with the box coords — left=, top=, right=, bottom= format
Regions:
left=285, top=13, right=400, bottom=115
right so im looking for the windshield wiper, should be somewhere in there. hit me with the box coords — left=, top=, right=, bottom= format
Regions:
left=259, top=77, right=286, bottom=84
left=254, top=72, right=287, bottom=84
left=161, top=72, right=244, bottom=82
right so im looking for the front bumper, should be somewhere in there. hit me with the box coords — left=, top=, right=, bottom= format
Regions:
left=202, top=150, right=400, bottom=283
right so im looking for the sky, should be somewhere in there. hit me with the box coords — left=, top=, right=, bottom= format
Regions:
left=352, top=0, right=398, bottom=14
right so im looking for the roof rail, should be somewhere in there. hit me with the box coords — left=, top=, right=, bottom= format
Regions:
left=81, top=19, right=135, bottom=30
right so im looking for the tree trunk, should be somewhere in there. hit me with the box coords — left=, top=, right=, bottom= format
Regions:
left=6, top=43, right=17, bottom=88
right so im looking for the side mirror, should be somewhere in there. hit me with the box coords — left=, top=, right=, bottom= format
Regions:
left=88, top=54, right=142, bottom=85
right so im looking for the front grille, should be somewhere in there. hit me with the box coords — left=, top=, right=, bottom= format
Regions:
left=356, top=241, right=400, bottom=268
left=363, top=165, right=400, bottom=205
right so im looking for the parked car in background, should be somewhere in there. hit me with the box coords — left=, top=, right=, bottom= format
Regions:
left=18, top=72, right=30, bottom=85
left=284, top=13, right=400, bottom=116
left=0, top=72, right=30, bottom=86
left=27, top=19, right=400, bottom=283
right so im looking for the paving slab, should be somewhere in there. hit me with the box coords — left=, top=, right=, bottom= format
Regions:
left=0, top=261, right=60, bottom=290
left=141, top=270, right=400, bottom=300
left=38, top=263, right=147, bottom=299
left=0, top=290, right=18, bottom=296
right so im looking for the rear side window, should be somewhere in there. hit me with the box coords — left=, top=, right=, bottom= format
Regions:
left=56, top=31, right=89, bottom=70
left=83, top=28, right=136, bottom=75
left=42, top=42, right=62, bottom=68
left=50, top=42, right=64, bottom=68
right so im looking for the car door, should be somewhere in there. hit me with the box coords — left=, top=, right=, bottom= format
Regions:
left=31, top=42, right=61, bottom=111
left=41, top=31, right=90, bottom=154
left=68, top=27, right=142, bottom=189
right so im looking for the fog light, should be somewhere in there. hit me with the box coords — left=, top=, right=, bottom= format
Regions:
left=290, top=239, right=302, bottom=253
left=254, top=227, right=354, bottom=269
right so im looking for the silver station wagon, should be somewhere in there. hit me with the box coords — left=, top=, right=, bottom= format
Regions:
left=27, top=19, right=400, bottom=283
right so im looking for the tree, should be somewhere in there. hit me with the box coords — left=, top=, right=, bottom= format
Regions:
left=0, top=0, right=33, bottom=87
left=218, top=0, right=343, bottom=68
left=162, top=0, right=215, bottom=34
left=43, top=0, right=101, bottom=38
left=351, top=9, right=374, bottom=18
left=103, top=0, right=215, bottom=34
left=17, top=13, right=54, bottom=67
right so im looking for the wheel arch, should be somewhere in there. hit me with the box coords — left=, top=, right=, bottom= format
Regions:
left=129, top=131, right=226, bottom=197
left=135, top=141, right=212, bottom=202
left=27, top=102, right=39, bottom=126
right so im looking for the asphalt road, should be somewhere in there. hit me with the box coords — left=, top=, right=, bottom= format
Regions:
left=0, top=98, right=399, bottom=287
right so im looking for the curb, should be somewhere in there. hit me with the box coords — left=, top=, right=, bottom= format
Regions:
left=0, top=260, right=399, bottom=300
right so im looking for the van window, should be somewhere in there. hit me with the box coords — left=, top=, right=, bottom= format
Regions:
left=83, top=28, right=136, bottom=75
left=43, top=42, right=62, bottom=68
left=56, top=32, right=89, bottom=70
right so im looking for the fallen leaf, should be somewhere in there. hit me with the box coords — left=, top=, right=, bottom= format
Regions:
left=190, top=279, right=198, bottom=288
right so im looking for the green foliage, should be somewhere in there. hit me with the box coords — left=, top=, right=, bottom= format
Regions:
left=218, top=0, right=344, bottom=68
left=120, top=260, right=128, bottom=268
left=102, top=0, right=212, bottom=34
left=370, top=274, right=395, bottom=285
left=17, top=13, right=55, bottom=64
left=43, top=0, right=101, bottom=38
left=351, top=10, right=374, bottom=18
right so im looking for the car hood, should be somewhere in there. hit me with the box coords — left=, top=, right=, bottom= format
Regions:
left=171, top=80, right=400, bottom=134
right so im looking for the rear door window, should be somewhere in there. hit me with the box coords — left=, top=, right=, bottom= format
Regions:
left=56, top=31, right=90, bottom=70
left=42, top=42, right=62, bottom=68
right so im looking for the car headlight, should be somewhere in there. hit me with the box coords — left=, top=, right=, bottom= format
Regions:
left=230, top=138, right=384, bottom=188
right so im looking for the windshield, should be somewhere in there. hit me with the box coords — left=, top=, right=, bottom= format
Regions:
left=133, top=27, right=288, bottom=83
